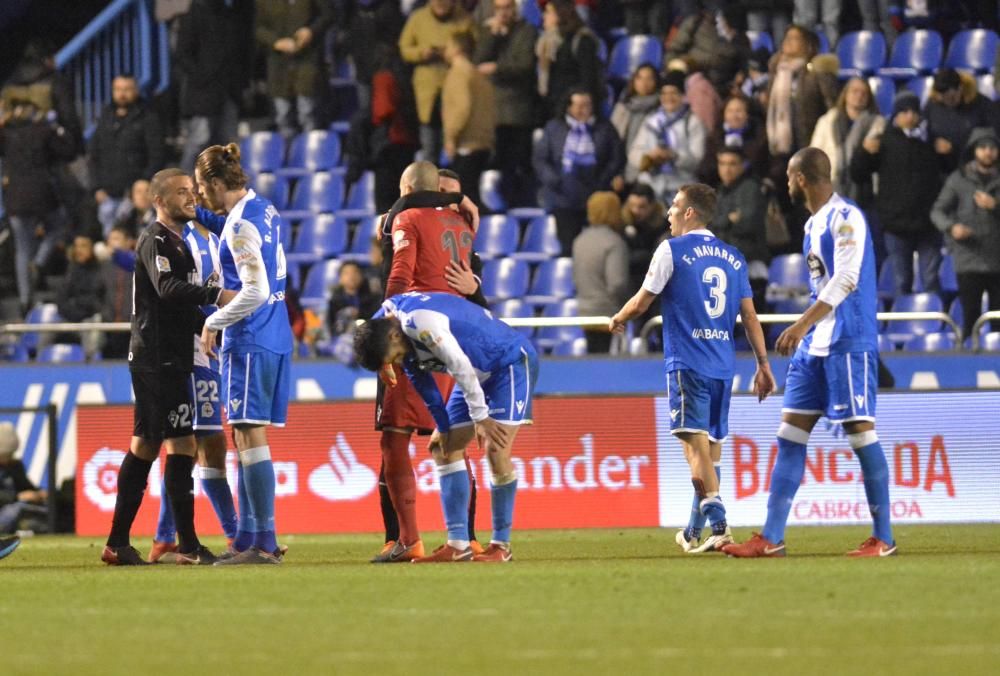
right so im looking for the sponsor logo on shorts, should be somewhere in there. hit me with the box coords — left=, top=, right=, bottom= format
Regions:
left=230, top=398, right=242, bottom=412
left=516, top=400, right=526, bottom=414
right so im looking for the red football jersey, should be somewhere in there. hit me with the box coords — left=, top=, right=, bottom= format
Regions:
left=385, top=207, right=474, bottom=298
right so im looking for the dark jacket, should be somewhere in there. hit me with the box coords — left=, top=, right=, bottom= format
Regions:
left=58, top=258, right=106, bottom=322
left=327, top=285, right=380, bottom=335
left=710, top=174, right=770, bottom=264
left=533, top=116, right=624, bottom=211
left=0, top=459, right=36, bottom=506
left=347, top=0, right=406, bottom=86
left=255, top=0, right=334, bottom=98
left=546, top=28, right=605, bottom=118
left=89, top=103, right=165, bottom=197
left=924, top=72, right=993, bottom=173
left=175, top=0, right=254, bottom=117
left=931, top=128, right=1000, bottom=274
left=850, top=124, right=943, bottom=236
left=102, top=255, right=134, bottom=324
left=0, top=114, right=76, bottom=215
left=666, top=11, right=751, bottom=94
left=474, top=18, right=538, bottom=127
left=2, top=50, right=83, bottom=154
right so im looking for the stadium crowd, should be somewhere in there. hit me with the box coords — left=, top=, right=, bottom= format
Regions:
left=2, top=0, right=1000, bottom=361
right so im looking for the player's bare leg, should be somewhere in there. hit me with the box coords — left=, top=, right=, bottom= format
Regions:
left=413, top=425, right=477, bottom=563
left=677, top=440, right=724, bottom=552
left=677, top=432, right=732, bottom=553
left=472, top=421, right=520, bottom=562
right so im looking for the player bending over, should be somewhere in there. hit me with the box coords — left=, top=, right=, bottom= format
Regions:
left=355, top=292, right=539, bottom=563
left=611, top=183, right=775, bottom=554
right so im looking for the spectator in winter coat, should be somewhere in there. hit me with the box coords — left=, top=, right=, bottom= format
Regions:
left=665, top=4, right=750, bottom=96
left=346, top=0, right=406, bottom=111
left=931, top=128, right=1000, bottom=339
left=0, top=423, right=47, bottom=535
left=538, top=0, right=605, bottom=119
left=699, top=94, right=769, bottom=185
left=620, top=182, right=667, bottom=290
left=924, top=68, right=994, bottom=175
left=610, top=64, right=660, bottom=154
left=369, top=45, right=420, bottom=213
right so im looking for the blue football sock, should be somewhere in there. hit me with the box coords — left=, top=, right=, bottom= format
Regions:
left=490, top=476, right=518, bottom=544
left=233, top=461, right=255, bottom=551
left=685, top=464, right=721, bottom=540
left=850, top=432, right=894, bottom=544
left=436, top=460, right=470, bottom=546
left=155, top=475, right=176, bottom=544
left=762, top=424, right=809, bottom=544
left=700, top=496, right=728, bottom=534
left=241, top=446, right=277, bottom=553
left=200, top=467, right=238, bottom=541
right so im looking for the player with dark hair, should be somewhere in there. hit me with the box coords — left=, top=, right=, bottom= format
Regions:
left=101, top=168, right=234, bottom=566
left=724, top=148, right=896, bottom=558
left=611, top=183, right=775, bottom=554
left=194, top=143, right=294, bottom=565
left=356, top=291, right=538, bottom=563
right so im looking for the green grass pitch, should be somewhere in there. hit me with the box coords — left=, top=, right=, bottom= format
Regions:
left=3, top=525, right=999, bottom=675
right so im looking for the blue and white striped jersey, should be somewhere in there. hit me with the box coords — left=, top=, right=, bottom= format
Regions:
left=799, top=193, right=879, bottom=357
left=643, top=229, right=752, bottom=380
left=184, top=221, right=221, bottom=368
left=204, top=189, right=293, bottom=355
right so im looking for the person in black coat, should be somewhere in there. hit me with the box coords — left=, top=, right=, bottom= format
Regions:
left=89, top=75, right=165, bottom=235
left=176, top=0, right=253, bottom=171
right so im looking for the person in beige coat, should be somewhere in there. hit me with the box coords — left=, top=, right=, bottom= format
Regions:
left=442, top=32, right=496, bottom=209
left=398, top=0, right=473, bottom=164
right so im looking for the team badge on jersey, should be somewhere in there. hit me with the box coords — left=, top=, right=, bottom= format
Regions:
left=155, top=255, right=171, bottom=273
left=806, top=251, right=826, bottom=278
left=393, top=229, right=410, bottom=252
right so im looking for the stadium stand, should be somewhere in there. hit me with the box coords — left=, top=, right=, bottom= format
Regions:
left=481, top=258, right=530, bottom=303
left=512, top=216, right=561, bottom=262
left=879, top=29, right=944, bottom=79
left=943, top=28, right=999, bottom=73
left=836, top=30, right=888, bottom=77
left=475, top=215, right=520, bottom=259
left=276, top=130, right=341, bottom=179
left=286, top=214, right=349, bottom=265
left=239, top=132, right=285, bottom=175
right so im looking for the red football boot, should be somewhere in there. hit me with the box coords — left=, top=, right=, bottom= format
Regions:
left=721, top=532, right=786, bottom=558
left=472, top=542, right=513, bottom=562
left=411, top=543, right=474, bottom=563
left=847, top=537, right=897, bottom=558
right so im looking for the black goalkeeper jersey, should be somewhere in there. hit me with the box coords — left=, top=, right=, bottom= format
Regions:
left=128, top=221, right=221, bottom=373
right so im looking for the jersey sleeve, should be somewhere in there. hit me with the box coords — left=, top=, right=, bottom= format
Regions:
left=641, top=239, right=674, bottom=295
left=385, top=212, right=419, bottom=299
left=141, top=233, right=220, bottom=306
left=405, top=308, right=490, bottom=424
left=401, top=356, right=451, bottom=432
left=195, top=206, right=227, bottom=236
left=205, top=219, right=270, bottom=331
left=817, top=207, right=868, bottom=308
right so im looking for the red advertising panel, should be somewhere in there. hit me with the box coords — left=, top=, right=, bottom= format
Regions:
left=75, top=398, right=660, bottom=536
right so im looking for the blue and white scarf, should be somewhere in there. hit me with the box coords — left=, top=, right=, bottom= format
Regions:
left=900, top=120, right=928, bottom=142
left=723, top=124, right=748, bottom=148
left=645, top=105, right=689, bottom=174
left=562, top=116, right=597, bottom=174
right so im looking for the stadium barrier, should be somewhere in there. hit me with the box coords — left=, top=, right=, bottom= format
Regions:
left=971, top=311, right=1000, bottom=349
left=0, top=405, right=59, bottom=534
left=73, top=391, right=1000, bottom=536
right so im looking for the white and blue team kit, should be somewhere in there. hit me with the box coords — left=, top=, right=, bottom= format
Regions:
left=377, top=292, right=539, bottom=431
left=184, top=223, right=224, bottom=434
left=643, top=229, right=752, bottom=441
left=197, top=190, right=294, bottom=426
left=783, top=193, right=879, bottom=423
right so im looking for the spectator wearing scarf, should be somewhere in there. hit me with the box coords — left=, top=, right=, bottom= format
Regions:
left=699, top=95, right=769, bottom=184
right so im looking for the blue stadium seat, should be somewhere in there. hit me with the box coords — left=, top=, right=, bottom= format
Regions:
left=252, top=173, right=289, bottom=210
left=939, top=253, right=958, bottom=296
left=520, top=0, right=542, bottom=28
left=282, top=171, right=345, bottom=221
left=339, top=216, right=380, bottom=263
left=512, top=215, right=561, bottom=262
left=551, top=336, right=588, bottom=356
left=905, top=76, right=934, bottom=106
left=507, top=207, right=546, bottom=222
left=836, top=31, right=887, bottom=77
left=339, top=171, right=375, bottom=219
left=878, top=29, right=943, bottom=79
left=877, top=334, right=895, bottom=352
left=943, top=29, right=999, bottom=73
left=904, top=332, right=956, bottom=352
left=1, top=342, right=29, bottom=362
left=534, top=299, right=582, bottom=352
left=20, top=303, right=63, bottom=352
left=524, top=257, right=575, bottom=305
left=877, top=259, right=896, bottom=301
left=277, top=130, right=341, bottom=179
left=474, top=215, right=519, bottom=259
left=608, top=35, right=663, bottom=81
left=300, top=259, right=343, bottom=308
left=479, top=170, right=506, bottom=213
left=491, top=299, right=534, bottom=337
left=982, top=332, right=1000, bottom=351
left=815, top=30, right=830, bottom=54
left=747, top=30, right=774, bottom=53
left=977, top=74, right=996, bottom=100
left=286, top=214, right=348, bottom=264
left=766, top=254, right=810, bottom=299
left=38, top=343, right=86, bottom=363
left=480, top=258, right=530, bottom=302
left=887, top=292, right=944, bottom=341
left=239, top=132, right=285, bottom=175
left=868, top=76, right=895, bottom=117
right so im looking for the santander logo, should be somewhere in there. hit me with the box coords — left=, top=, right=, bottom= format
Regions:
left=307, top=433, right=379, bottom=501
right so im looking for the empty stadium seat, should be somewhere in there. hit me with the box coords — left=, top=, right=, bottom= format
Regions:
left=939, top=254, right=958, bottom=297
left=479, top=170, right=506, bottom=213
left=747, top=30, right=774, bottom=53
left=481, top=258, right=530, bottom=302
left=524, top=257, right=575, bottom=305
left=766, top=254, right=810, bottom=299
left=491, top=299, right=534, bottom=337
left=277, top=130, right=341, bottom=178
left=868, top=76, right=895, bottom=117
left=20, top=303, right=63, bottom=352
left=474, top=215, right=519, bottom=259
left=339, top=216, right=380, bottom=263
left=608, top=35, right=663, bottom=81
left=836, top=31, right=887, bottom=77
left=512, top=215, right=561, bottom=261
left=339, top=171, right=375, bottom=219
left=877, top=259, right=897, bottom=301
left=507, top=207, right=546, bottom=221
left=300, top=259, right=343, bottom=308
left=551, top=336, right=588, bottom=356
left=886, top=292, right=944, bottom=341
left=534, top=298, right=582, bottom=351
left=252, top=173, right=290, bottom=210
left=877, top=334, right=895, bottom=352
left=982, top=332, right=1000, bottom=351
left=282, top=171, right=345, bottom=221
left=943, top=29, right=999, bottom=73
left=286, top=214, right=348, bottom=264
left=239, top=132, right=285, bottom=175
left=38, top=343, right=86, bottom=363
left=906, top=76, right=934, bottom=106
left=1, top=342, right=29, bottom=362
left=816, top=30, right=830, bottom=54
left=878, top=29, right=943, bottom=79
left=520, top=0, right=542, bottom=28
left=903, top=332, right=955, bottom=352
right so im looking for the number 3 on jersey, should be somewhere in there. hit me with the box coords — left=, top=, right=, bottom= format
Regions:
left=703, top=266, right=726, bottom=318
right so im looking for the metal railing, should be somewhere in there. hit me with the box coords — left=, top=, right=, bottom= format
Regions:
left=971, top=311, right=1000, bottom=350
left=54, top=0, right=169, bottom=137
